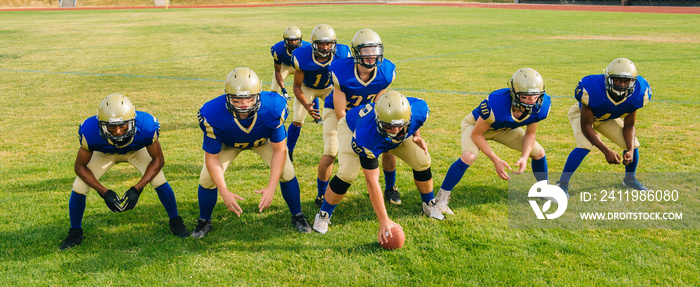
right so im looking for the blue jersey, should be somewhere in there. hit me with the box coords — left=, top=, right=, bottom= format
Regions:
left=198, top=92, right=288, bottom=154
left=78, top=111, right=159, bottom=155
left=292, top=44, right=352, bottom=90
left=471, top=88, right=551, bottom=131
left=575, top=74, right=651, bottom=121
left=270, top=40, right=311, bottom=67
left=346, top=97, right=429, bottom=159
left=326, top=57, right=396, bottom=110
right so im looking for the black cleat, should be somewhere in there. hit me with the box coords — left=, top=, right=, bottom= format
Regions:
left=60, top=228, right=83, bottom=250
left=384, top=186, right=401, bottom=205
left=623, top=177, right=649, bottom=190
left=315, top=194, right=324, bottom=208
left=556, top=181, right=571, bottom=199
left=191, top=218, right=212, bottom=238
left=169, top=216, right=190, bottom=238
left=292, top=213, right=312, bottom=233
left=314, top=118, right=323, bottom=125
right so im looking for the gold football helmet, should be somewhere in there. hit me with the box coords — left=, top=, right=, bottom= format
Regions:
left=224, top=67, right=262, bottom=118
left=508, top=68, right=545, bottom=113
left=97, top=94, right=136, bottom=146
left=605, top=58, right=637, bottom=98
left=351, top=29, right=383, bottom=68
left=375, top=91, right=411, bottom=142
left=311, top=24, right=337, bottom=58
left=283, top=25, right=303, bottom=51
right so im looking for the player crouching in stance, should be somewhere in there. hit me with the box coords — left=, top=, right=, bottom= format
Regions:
left=192, top=67, right=312, bottom=238
left=556, top=58, right=651, bottom=196
left=313, top=91, right=443, bottom=243
left=60, top=94, right=189, bottom=250
left=436, top=68, right=552, bottom=215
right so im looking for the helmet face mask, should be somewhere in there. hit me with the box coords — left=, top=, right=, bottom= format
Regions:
left=352, top=29, right=384, bottom=68
left=605, top=58, right=637, bottom=99
left=224, top=67, right=262, bottom=119
left=508, top=68, right=545, bottom=114
left=375, top=91, right=412, bottom=143
left=98, top=94, right=136, bottom=147
left=283, top=26, right=302, bottom=51
left=311, top=24, right=337, bottom=59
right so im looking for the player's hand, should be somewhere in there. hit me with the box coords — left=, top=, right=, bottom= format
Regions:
left=221, top=190, right=244, bottom=217
left=378, top=219, right=402, bottom=245
left=280, top=88, right=289, bottom=100
left=604, top=149, right=621, bottom=164
left=622, top=150, right=634, bottom=166
left=100, top=189, right=123, bottom=213
left=254, top=186, right=275, bottom=213
left=493, top=158, right=512, bottom=180
left=121, top=186, right=142, bottom=211
left=412, top=136, right=428, bottom=155
left=514, top=157, right=528, bottom=174
left=304, top=103, right=321, bottom=120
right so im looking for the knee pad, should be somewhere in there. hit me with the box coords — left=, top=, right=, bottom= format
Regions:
left=329, top=176, right=351, bottom=195
left=413, top=167, right=432, bottom=182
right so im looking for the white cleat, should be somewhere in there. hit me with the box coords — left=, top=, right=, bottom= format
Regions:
left=312, top=211, right=331, bottom=234
left=435, top=188, right=455, bottom=215
left=422, top=199, right=445, bottom=220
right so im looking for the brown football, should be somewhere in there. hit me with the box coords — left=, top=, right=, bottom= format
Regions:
left=379, top=226, right=405, bottom=250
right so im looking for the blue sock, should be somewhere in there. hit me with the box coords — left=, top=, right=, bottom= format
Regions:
left=320, top=200, right=338, bottom=217
left=440, top=158, right=470, bottom=191
left=559, top=148, right=590, bottom=184
left=313, top=97, right=320, bottom=110
left=280, top=177, right=302, bottom=215
left=531, top=156, right=548, bottom=182
left=625, top=148, right=640, bottom=179
left=287, top=124, right=301, bottom=154
left=383, top=169, right=396, bottom=191
left=155, top=182, right=179, bottom=219
left=69, top=191, right=86, bottom=229
left=420, top=191, right=435, bottom=204
left=197, top=185, right=218, bottom=220
left=317, top=178, right=329, bottom=199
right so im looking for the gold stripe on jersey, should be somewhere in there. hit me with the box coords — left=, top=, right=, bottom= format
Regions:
left=580, top=87, right=590, bottom=106
left=80, top=133, right=90, bottom=151
left=643, top=87, right=651, bottom=106
left=354, top=66, right=376, bottom=87
left=202, top=117, right=216, bottom=139
left=234, top=113, right=258, bottom=134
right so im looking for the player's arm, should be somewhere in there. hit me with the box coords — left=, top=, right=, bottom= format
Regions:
left=333, top=86, right=347, bottom=120
left=411, top=128, right=428, bottom=155
left=360, top=157, right=401, bottom=244
left=292, top=69, right=320, bottom=119
left=621, top=110, right=637, bottom=165
left=515, top=122, right=538, bottom=174
left=74, top=147, right=122, bottom=212
left=471, top=117, right=511, bottom=180
left=254, top=140, right=286, bottom=213
left=372, top=89, right=388, bottom=103
left=74, top=147, right=108, bottom=195
left=274, top=62, right=285, bottom=90
left=580, top=104, right=620, bottom=164
left=205, top=151, right=244, bottom=216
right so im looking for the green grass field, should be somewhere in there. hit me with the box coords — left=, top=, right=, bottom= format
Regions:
left=1, top=4, right=699, bottom=286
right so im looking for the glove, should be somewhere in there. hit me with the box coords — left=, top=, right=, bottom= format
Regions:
left=101, top=190, right=123, bottom=213
left=121, top=186, right=142, bottom=211
left=280, top=88, right=289, bottom=100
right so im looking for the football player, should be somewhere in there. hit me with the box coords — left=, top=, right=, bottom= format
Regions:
left=436, top=68, right=552, bottom=215
left=269, top=25, right=321, bottom=123
left=286, top=24, right=352, bottom=161
left=192, top=67, right=312, bottom=238
left=556, top=58, right=651, bottom=195
left=312, top=92, right=444, bottom=244
left=315, top=28, right=400, bottom=209
left=60, top=94, right=189, bottom=250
